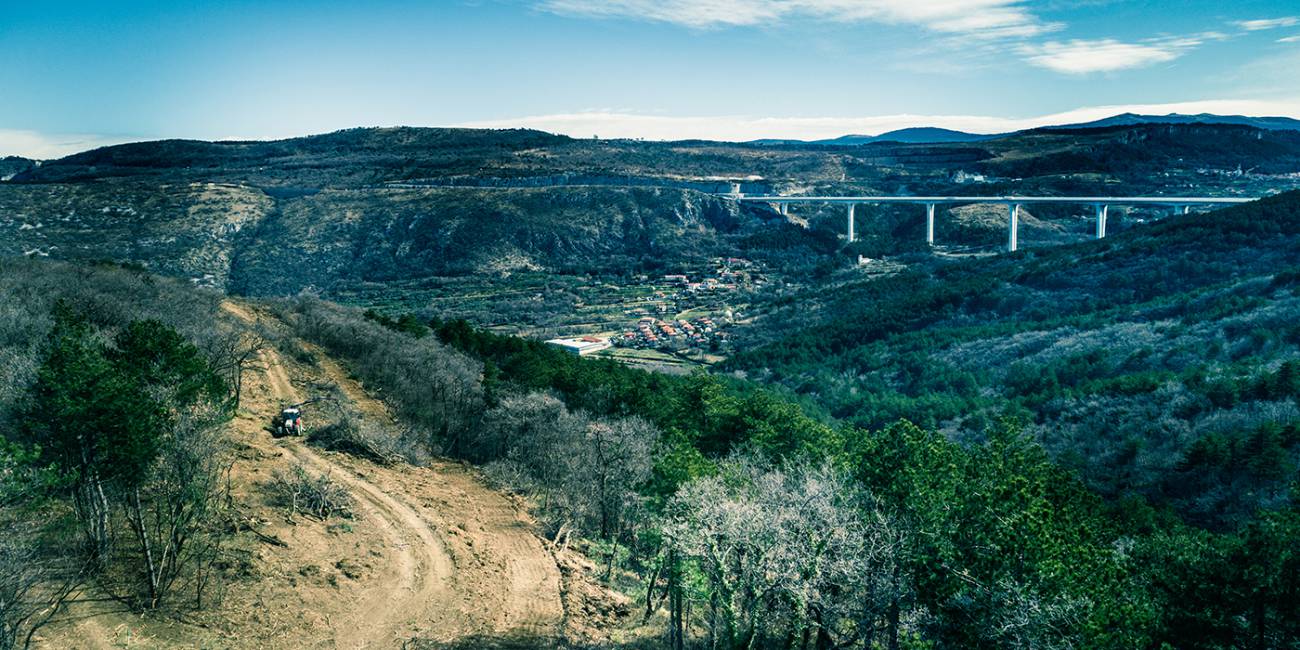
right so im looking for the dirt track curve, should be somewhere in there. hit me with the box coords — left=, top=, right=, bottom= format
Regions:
left=223, top=300, right=565, bottom=647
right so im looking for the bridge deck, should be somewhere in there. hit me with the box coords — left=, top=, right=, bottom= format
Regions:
left=734, top=195, right=1256, bottom=205
left=728, top=194, right=1263, bottom=252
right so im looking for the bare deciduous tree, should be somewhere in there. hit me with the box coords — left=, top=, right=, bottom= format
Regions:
left=203, top=325, right=267, bottom=408
left=283, top=297, right=484, bottom=455
left=662, top=455, right=906, bottom=649
left=123, top=404, right=230, bottom=609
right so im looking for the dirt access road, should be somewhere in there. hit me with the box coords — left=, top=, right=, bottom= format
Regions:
left=222, top=300, right=567, bottom=647
left=34, top=301, right=569, bottom=649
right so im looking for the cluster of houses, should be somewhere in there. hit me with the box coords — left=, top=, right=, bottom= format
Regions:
left=663, top=273, right=739, bottom=293
left=617, top=316, right=729, bottom=351
left=662, top=258, right=758, bottom=292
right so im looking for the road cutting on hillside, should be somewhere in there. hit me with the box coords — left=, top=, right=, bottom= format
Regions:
left=222, top=300, right=566, bottom=647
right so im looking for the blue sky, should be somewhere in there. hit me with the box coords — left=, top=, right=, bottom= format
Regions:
left=2, top=0, right=1300, bottom=156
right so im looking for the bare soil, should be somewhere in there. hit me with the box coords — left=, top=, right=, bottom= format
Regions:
left=29, top=300, right=628, bottom=649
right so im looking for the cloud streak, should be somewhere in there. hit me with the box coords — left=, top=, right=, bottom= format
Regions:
left=0, top=130, right=133, bottom=160
left=1236, top=16, right=1299, bottom=31
left=1020, top=38, right=1196, bottom=74
left=539, top=0, right=1056, bottom=37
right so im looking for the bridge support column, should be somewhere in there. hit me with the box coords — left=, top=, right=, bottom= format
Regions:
left=781, top=203, right=789, bottom=216
left=926, top=203, right=936, bottom=245
left=846, top=204, right=856, bottom=243
left=1095, top=204, right=1108, bottom=239
left=1181, top=205, right=1190, bottom=215
left=1008, top=203, right=1020, bottom=252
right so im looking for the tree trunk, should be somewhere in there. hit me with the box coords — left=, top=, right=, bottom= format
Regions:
left=75, top=475, right=112, bottom=564
left=887, top=598, right=900, bottom=650
left=128, top=488, right=160, bottom=608
left=644, top=557, right=663, bottom=621
left=1254, top=595, right=1266, bottom=650
left=603, top=535, right=619, bottom=583
left=669, top=551, right=684, bottom=650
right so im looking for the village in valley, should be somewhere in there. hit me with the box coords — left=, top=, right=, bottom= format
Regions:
left=543, top=257, right=766, bottom=371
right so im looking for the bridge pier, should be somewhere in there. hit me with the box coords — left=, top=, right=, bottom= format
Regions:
left=1008, top=203, right=1020, bottom=252
left=926, top=203, right=936, bottom=246
left=727, top=194, right=1254, bottom=254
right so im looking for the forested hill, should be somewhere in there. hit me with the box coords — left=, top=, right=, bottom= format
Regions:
left=11, top=122, right=1300, bottom=191
left=4, top=123, right=1300, bottom=301
left=729, top=191, right=1300, bottom=527
left=0, top=156, right=35, bottom=180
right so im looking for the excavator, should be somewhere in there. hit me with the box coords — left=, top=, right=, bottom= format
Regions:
left=271, top=397, right=334, bottom=437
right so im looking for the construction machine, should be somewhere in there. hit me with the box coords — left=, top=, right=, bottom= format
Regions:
left=270, top=397, right=334, bottom=437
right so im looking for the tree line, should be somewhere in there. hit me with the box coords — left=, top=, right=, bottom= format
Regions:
left=3, top=256, right=1295, bottom=648
left=0, top=260, right=264, bottom=648
left=295, top=299, right=1299, bottom=649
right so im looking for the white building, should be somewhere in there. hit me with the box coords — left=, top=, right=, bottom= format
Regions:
left=545, top=336, right=612, bottom=356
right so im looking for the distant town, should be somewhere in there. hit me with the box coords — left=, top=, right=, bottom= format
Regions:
left=544, top=257, right=764, bottom=367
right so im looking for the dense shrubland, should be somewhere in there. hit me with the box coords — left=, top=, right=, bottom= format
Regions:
left=731, top=192, right=1300, bottom=528
left=0, top=259, right=266, bottom=643
left=4, top=210, right=1298, bottom=647
left=318, top=298, right=1297, bottom=648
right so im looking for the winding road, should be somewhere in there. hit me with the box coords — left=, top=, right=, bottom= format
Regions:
left=223, top=300, right=565, bottom=648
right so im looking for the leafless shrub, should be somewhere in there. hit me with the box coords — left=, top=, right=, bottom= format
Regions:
left=1193, top=400, right=1300, bottom=437
left=202, top=323, right=267, bottom=408
left=308, top=413, right=403, bottom=466
left=474, top=392, right=657, bottom=542
left=661, top=454, right=906, bottom=648
left=0, top=531, right=88, bottom=650
left=480, top=459, right=537, bottom=496
left=269, top=463, right=354, bottom=521
left=119, top=405, right=232, bottom=609
left=955, top=578, right=1087, bottom=650
left=1, top=459, right=87, bottom=650
left=275, top=297, right=484, bottom=455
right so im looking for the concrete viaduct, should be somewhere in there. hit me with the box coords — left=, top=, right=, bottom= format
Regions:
left=725, top=190, right=1257, bottom=252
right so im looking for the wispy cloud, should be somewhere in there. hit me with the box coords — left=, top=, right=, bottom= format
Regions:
left=1280, top=35, right=1300, bottom=43
left=1235, top=16, right=1299, bottom=31
left=539, top=0, right=1057, bottom=37
left=458, top=99, right=1300, bottom=141
left=0, top=129, right=132, bottom=160
left=1019, top=37, right=1199, bottom=74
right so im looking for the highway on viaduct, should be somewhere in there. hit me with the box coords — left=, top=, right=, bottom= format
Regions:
left=728, top=193, right=1259, bottom=252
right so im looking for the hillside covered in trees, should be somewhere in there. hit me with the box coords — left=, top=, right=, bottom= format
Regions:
left=3, top=123, right=1300, bottom=302
left=3, top=251, right=1297, bottom=648
left=730, top=191, right=1300, bottom=529
left=2, top=126, right=1298, bottom=648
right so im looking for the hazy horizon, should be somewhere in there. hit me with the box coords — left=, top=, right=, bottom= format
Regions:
left=4, top=0, right=1300, bottom=157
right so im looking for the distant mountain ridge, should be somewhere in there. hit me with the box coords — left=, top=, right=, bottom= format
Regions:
left=818, top=127, right=1001, bottom=145
left=750, top=127, right=998, bottom=146
left=750, top=113, right=1300, bottom=147
left=0, top=156, right=36, bottom=180
left=6, top=119, right=1300, bottom=301
left=1044, top=112, right=1300, bottom=132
